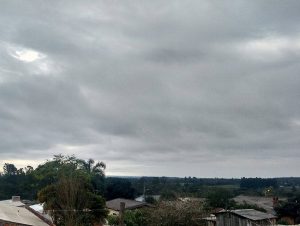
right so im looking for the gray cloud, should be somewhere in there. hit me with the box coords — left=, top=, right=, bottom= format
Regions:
left=0, top=0, right=300, bottom=177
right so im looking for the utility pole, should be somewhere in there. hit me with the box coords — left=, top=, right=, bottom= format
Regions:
left=119, top=202, right=125, bottom=226
left=143, top=181, right=146, bottom=201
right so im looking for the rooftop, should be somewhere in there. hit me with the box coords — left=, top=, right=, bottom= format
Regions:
left=217, top=209, right=276, bottom=221
left=0, top=197, right=25, bottom=208
left=106, top=198, right=149, bottom=211
left=0, top=203, right=49, bottom=226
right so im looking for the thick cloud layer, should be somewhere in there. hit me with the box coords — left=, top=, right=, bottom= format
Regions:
left=0, top=0, right=300, bottom=177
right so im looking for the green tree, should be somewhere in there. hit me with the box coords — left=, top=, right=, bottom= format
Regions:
left=275, top=195, right=300, bottom=224
left=3, top=163, right=18, bottom=175
left=160, top=190, right=177, bottom=201
left=77, top=158, right=106, bottom=176
left=206, top=188, right=235, bottom=209
left=77, top=158, right=106, bottom=195
left=38, top=167, right=107, bottom=226
left=105, top=178, right=136, bottom=200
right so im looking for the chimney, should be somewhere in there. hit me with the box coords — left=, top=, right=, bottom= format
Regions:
left=12, top=196, right=21, bottom=202
left=273, top=196, right=279, bottom=207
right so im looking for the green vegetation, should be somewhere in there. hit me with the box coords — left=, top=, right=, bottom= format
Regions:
left=37, top=155, right=107, bottom=226
left=160, top=190, right=178, bottom=201
left=0, top=155, right=108, bottom=226
left=240, top=177, right=278, bottom=189
left=108, top=201, right=207, bottom=226
left=105, top=178, right=136, bottom=200
left=205, top=188, right=235, bottom=209
left=107, top=210, right=147, bottom=226
left=1, top=159, right=300, bottom=225
left=275, top=195, right=300, bottom=224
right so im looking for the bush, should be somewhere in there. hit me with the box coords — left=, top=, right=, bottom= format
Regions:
left=107, top=210, right=147, bottom=226
left=206, top=188, right=234, bottom=208
left=142, top=200, right=207, bottom=226
left=107, top=215, right=118, bottom=225
left=277, top=219, right=289, bottom=225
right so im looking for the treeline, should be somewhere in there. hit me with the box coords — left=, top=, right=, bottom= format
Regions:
left=0, top=164, right=37, bottom=200
left=119, top=176, right=299, bottom=197
left=0, top=156, right=108, bottom=201
left=123, top=177, right=240, bottom=197
left=1, top=159, right=300, bottom=202
left=240, top=177, right=278, bottom=189
left=277, top=177, right=300, bottom=187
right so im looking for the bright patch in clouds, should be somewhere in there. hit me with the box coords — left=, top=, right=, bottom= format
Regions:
left=239, top=35, right=300, bottom=61
left=11, top=49, right=45, bottom=62
left=3, top=42, right=58, bottom=75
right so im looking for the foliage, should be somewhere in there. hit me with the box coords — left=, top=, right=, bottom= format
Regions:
left=240, top=177, right=278, bottom=189
left=0, top=163, right=36, bottom=200
left=37, top=156, right=108, bottom=226
left=107, top=210, right=147, bottom=226
left=145, top=196, right=157, bottom=204
left=129, top=177, right=241, bottom=198
left=107, top=214, right=119, bottom=225
left=275, top=195, right=300, bottom=224
left=277, top=219, right=289, bottom=225
left=107, top=201, right=206, bottom=226
left=234, top=201, right=267, bottom=212
left=205, top=188, right=235, bottom=209
left=0, top=155, right=107, bottom=226
left=123, top=210, right=147, bottom=226
left=142, top=200, right=207, bottom=226
left=105, top=178, right=136, bottom=200
left=160, top=190, right=177, bottom=201
left=3, top=163, right=18, bottom=175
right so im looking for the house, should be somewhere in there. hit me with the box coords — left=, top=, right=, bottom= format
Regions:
left=203, top=209, right=224, bottom=226
left=203, top=214, right=217, bottom=226
left=106, top=198, right=149, bottom=215
left=27, top=204, right=53, bottom=226
left=0, top=196, right=52, bottom=226
left=215, top=209, right=277, bottom=226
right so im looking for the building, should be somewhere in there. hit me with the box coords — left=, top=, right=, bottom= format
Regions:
left=203, top=215, right=217, bottom=226
left=135, top=195, right=160, bottom=202
left=106, top=198, right=149, bottom=215
left=27, top=204, right=53, bottom=225
left=0, top=196, right=52, bottom=226
left=215, top=209, right=277, bottom=226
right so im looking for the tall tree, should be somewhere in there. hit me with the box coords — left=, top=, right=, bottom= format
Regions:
left=77, top=158, right=106, bottom=195
left=38, top=158, right=108, bottom=226
left=77, top=158, right=106, bottom=176
left=3, top=163, right=18, bottom=175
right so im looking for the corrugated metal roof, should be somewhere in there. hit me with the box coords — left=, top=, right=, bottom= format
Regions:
left=217, top=209, right=276, bottom=221
left=0, top=203, right=49, bottom=226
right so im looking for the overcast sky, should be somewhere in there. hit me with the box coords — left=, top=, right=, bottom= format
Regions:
left=0, top=1, right=300, bottom=177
